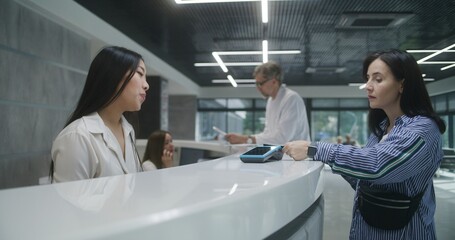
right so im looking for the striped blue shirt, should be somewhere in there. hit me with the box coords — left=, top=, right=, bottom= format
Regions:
left=315, top=115, right=443, bottom=239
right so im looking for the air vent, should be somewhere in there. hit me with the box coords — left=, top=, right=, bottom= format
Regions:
left=336, top=12, right=414, bottom=29
left=306, top=67, right=346, bottom=74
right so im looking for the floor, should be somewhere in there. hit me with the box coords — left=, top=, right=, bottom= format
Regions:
left=322, top=166, right=455, bottom=240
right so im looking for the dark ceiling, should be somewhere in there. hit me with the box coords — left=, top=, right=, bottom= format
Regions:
left=75, top=0, right=455, bottom=87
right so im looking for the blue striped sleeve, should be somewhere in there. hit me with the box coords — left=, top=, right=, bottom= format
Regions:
left=314, top=118, right=440, bottom=184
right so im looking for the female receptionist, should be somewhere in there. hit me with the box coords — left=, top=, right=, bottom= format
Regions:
left=51, top=46, right=148, bottom=182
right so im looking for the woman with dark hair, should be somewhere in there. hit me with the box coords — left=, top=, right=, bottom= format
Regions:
left=51, top=46, right=149, bottom=182
left=142, top=130, right=174, bottom=170
left=283, top=49, right=445, bottom=239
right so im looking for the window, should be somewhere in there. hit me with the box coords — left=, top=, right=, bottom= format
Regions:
left=452, top=115, right=455, bottom=148
left=197, top=93, right=455, bottom=149
left=311, top=111, right=338, bottom=142
left=434, top=95, right=447, bottom=112
left=448, top=92, right=455, bottom=111
left=339, top=111, right=368, bottom=145
left=441, top=115, right=449, bottom=148
left=196, top=111, right=227, bottom=141
left=309, top=98, right=369, bottom=145
left=196, top=98, right=265, bottom=141
left=311, top=110, right=368, bottom=145
left=431, top=92, right=455, bottom=149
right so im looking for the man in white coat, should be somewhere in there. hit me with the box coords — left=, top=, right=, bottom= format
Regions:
left=225, top=61, right=311, bottom=145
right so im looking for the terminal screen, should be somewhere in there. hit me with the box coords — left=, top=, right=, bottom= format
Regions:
left=242, top=147, right=273, bottom=156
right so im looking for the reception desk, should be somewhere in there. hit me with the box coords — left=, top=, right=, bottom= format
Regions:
left=0, top=149, right=324, bottom=240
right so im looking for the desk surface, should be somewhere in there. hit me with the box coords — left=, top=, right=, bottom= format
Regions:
left=0, top=153, right=324, bottom=240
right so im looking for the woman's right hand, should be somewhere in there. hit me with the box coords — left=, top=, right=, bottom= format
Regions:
left=161, top=149, right=174, bottom=168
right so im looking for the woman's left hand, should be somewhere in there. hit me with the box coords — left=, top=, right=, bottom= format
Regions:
left=282, top=140, right=311, bottom=161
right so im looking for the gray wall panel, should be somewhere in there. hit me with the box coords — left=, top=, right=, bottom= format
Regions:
left=0, top=0, right=90, bottom=189
left=169, top=95, right=196, bottom=140
left=0, top=48, right=86, bottom=107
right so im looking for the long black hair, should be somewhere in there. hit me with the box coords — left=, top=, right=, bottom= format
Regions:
left=363, top=49, right=446, bottom=137
left=65, top=46, right=143, bottom=126
left=50, top=46, right=144, bottom=180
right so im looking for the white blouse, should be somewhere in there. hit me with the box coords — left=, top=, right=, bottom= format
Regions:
left=142, top=160, right=157, bottom=171
left=51, top=112, right=141, bottom=182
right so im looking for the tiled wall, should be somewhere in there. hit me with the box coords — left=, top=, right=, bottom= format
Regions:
left=0, top=0, right=91, bottom=189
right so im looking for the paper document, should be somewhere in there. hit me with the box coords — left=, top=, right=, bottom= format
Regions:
left=213, top=126, right=227, bottom=141
left=213, top=126, right=227, bottom=136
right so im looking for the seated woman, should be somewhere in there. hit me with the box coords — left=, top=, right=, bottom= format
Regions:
left=142, top=130, right=174, bottom=170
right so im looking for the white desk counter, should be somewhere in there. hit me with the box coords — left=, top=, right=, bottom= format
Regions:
left=0, top=154, right=324, bottom=240
left=136, top=139, right=235, bottom=155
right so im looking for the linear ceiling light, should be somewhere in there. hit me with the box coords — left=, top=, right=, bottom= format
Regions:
left=418, top=61, right=455, bottom=64
left=349, top=83, right=366, bottom=89
left=407, top=50, right=455, bottom=53
left=197, top=48, right=301, bottom=68
left=217, top=51, right=262, bottom=55
left=212, top=79, right=256, bottom=83
left=195, top=62, right=262, bottom=66
left=408, top=45, right=455, bottom=71
left=269, top=50, right=301, bottom=54
left=212, top=52, right=228, bottom=72
left=215, top=50, right=301, bottom=55
left=423, top=78, right=435, bottom=82
left=441, top=64, right=455, bottom=71
left=416, top=43, right=455, bottom=63
left=175, top=0, right=257, bottom=4
left=261, top=0, right=268, bottom=23
left=262, top=40, right=268, bottom=63
left=227, top=75, right=238, bottom=87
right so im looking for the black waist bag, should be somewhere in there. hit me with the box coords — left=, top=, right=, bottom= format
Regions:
left=358, top=185, right=425, bottom=230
